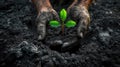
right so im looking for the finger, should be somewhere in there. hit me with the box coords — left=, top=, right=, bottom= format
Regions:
left=50, top=9, right=60, bottom=21
left=37, top=22, right=46, bottom=40
left=36, top=12, right=49, bottom=40
left=77, top=7, right=90, bottom=38
left=67, top=6, right=79, bottom=19
left=67, top=0, right=78, bottom=13
left=77, top=21, right=87, bottom=38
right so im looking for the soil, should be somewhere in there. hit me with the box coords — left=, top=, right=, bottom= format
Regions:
left=0, top=0, right=120, bottom=67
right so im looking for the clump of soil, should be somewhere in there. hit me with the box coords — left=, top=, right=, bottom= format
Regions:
left=0, top=0, right=120, bottom=67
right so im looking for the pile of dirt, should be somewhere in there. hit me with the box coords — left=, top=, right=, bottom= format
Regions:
left=0, top=0, right=120, bottom=67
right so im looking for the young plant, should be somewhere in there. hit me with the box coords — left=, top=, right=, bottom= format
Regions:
left=49, top=9, right=76, bottom=34
left=60, top=9, right=67, bottom=34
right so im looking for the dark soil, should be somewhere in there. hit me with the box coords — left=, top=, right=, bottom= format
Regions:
left=0, top=0, right=120, bottom=67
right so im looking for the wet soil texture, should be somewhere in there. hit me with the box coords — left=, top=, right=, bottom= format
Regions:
left=0, top=0, right=120, bottom=67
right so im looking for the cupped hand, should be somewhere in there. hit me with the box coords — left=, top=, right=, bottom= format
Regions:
left=36, top=8, right=59, bottom=40
left=67, top=5, right=90, bottom=38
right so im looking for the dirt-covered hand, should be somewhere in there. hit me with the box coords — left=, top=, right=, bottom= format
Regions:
left=31, top=0, right=59, bottom=40
left=67, top=5, right=90, bottom=38
left=36, top=8, right=59, bottom=40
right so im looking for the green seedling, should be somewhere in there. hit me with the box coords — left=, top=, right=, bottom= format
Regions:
left=49, top=9, right=76, bottom=34
left=60, top=9, right=67, bottom=21
left=65, top=20, right=76, bottom=28
left=60, top=9, right=67, bottom=34
left=49, top=20, right=60, bottom=27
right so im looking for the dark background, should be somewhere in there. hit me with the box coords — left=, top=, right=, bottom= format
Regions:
left=0, top=0, right=120, bottom=67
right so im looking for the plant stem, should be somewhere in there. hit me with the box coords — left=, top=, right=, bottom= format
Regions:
left=62, top=21, right=64, bottom=34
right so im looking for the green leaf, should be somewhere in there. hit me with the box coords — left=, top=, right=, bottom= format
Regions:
left=49, top=20, right=60, bottom=27
left=65, top=20, right=76, bottom=28
left=60, top=9, right=67, bottom=21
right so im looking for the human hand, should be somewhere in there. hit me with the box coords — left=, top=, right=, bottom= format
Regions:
left=67, top=5, right=90, bottom=38
left=36, top=8, right=59, bottom=40
left=67, top=0, right=91, bottom=38
left=32, top=0, right=59, bottom=40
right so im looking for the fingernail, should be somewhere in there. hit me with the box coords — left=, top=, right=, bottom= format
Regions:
left=80, top=33, right=83, bottom=38
left=38, top=35, right=42, bottom=40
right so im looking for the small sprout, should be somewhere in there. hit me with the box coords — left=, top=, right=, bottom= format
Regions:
left=49, top=9, right=76, bottom=34
left=60, top=9, right=67, bottom=21
left=49, top=20, right=60, bottom=27
left=60, top=9, right=67, bottom=34
left=65, top=20, right=76, bottom=28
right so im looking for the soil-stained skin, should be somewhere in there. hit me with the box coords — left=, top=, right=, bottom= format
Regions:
left=0, top=0, right=120, bottom=67
left=29, top=0, right=93, bottom=52
left=33, top=0, right=92, bottom=41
